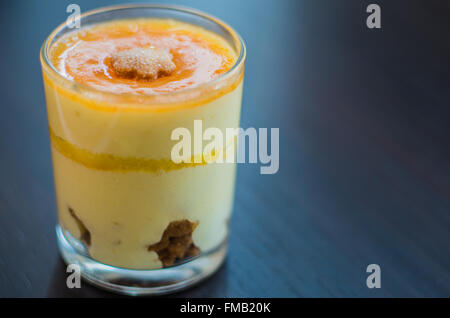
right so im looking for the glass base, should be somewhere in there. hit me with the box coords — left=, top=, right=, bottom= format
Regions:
left=56, top=225, right=227, bottom=296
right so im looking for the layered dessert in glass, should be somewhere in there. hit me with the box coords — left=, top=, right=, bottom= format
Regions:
left=40, top=5, right=245, bottom=295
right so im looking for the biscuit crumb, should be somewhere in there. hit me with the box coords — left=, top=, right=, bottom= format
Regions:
left=68, top=206, right=91, bottom=246
left=110, top=47, right=176, bottom=80
left=148, top=220, right=200, bottom=267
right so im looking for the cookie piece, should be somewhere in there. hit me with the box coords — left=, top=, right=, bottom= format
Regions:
left=110, top=47, right=176, bottom=80
left=148, top=219, right=200, bottom=267
left=68, top=206, right=91, bottom=246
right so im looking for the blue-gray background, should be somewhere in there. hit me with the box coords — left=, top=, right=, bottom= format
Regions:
left=0, top=0, right=449, bottom=297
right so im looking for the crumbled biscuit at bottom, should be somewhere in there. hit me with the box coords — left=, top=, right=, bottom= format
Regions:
left=110, top=47, right=176, bottom=80
left=68, top=206, right=91, bottom=246
left=148, top=219, right=200, bottom=267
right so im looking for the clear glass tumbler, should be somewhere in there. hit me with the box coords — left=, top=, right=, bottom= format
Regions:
left=40, top=4, right=245, bottom=295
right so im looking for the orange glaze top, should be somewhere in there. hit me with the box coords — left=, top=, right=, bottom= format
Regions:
left=50, top=19, right=237, bottom=95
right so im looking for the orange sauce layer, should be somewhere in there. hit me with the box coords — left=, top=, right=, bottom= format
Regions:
left=50, top=19, right=237, bottom=95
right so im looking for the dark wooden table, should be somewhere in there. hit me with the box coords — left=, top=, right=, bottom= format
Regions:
left=0, top=0, right=449, bottom=297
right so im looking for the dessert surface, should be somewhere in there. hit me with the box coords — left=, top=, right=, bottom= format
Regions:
left=50, top=19, right=237, bottom=94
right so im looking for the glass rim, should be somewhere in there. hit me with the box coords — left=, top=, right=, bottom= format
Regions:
left=40, top=3, right=246, bottom=105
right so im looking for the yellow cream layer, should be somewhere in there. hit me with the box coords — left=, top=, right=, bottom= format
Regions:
left=44, top=80, right=243, bottom=160
left=54, top=148, right=235, bottom=269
